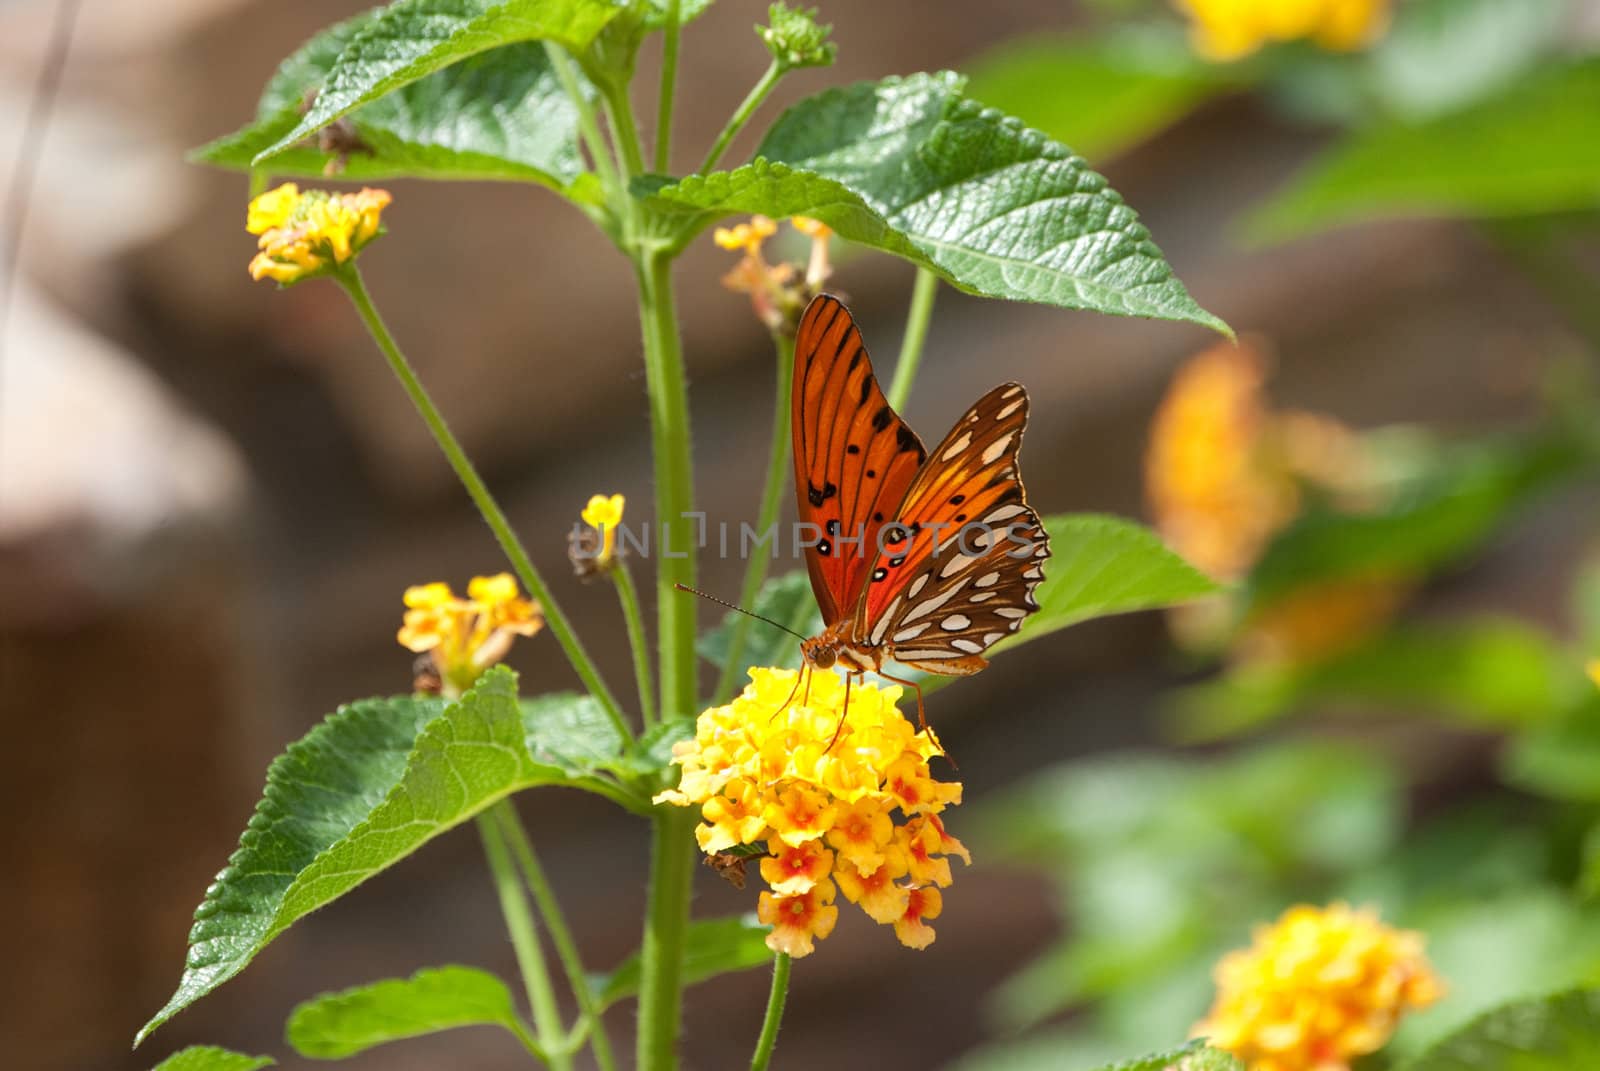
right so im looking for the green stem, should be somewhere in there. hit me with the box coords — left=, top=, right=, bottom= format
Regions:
left=336, top=268, right=632, bottom=745
left=478, top=812, right=568, bottom=1070
left=887, top=267, right=939, bottom=412
left=748, top=954, right=792, bottom=1071
left=544, top=42, right=617, bottom=196
left=635, top=252, right=698, bottom=723
left=613, top=561, right=656, bottom=729
left=713, top=331, right=796, bottom=702
left=699, top=60, right=782, bottom=174
left=636, top=808, right=698, bottom=1071
left=600, top=77, right=647, bottom=180
left=494, top=803, right=619, bottom=1071
left=654, top=0, right=682, bottom=173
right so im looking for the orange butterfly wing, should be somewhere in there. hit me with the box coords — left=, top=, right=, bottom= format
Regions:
left=792, top=295, right=927, bottom=623
left=848, top=383, right=1049, bottom=674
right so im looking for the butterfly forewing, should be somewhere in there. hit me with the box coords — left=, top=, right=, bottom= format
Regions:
left=792, top=295, right=927, bottom=623
left=849, top=383, right=1050, bottom=673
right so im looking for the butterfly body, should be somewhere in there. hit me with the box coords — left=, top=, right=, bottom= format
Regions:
left=790, top=294, right=1049, bottom=715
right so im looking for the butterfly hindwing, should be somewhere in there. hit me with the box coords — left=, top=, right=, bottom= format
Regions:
left=849, top=383, right=1049, bottom=673
left=792, top=295, right=927, bottom=623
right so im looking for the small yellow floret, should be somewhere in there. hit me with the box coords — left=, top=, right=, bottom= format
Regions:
left=1175, top=0, right=1391, bottom=61
left=245, top=183, right=392, bottom=285
left=396, top=573, right=542, bottom=694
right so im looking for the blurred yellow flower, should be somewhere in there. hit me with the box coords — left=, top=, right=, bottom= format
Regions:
left=1588, top=659, right=1600, bottom=687
left=1147, top=342, right=1296, bottom=582
left=1195, top=903, right=1442, bottom=1071
left=246, top=183, right=391, bottom=285
left=396, top=573, right=543, bottom=694
left=713, top=214, right=777, bottom=256
left=713, top=214, right=837, bottom=333
left=656, top=667, right=967, bottom=957
left=1175, top=0, right=1391, bottom=61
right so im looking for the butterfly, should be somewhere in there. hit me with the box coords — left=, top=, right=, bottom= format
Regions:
left=789, top=293, right=1050, bottom=726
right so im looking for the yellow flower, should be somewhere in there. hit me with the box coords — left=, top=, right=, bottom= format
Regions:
left=656, top=667, right=966, bottom=957
left=1175, top=0, right=1391, bottom=62
left=894, top=886, right=943, bottom=951
left=713, top=215, right=778, bottom=256
left=1194, top=903, right=1443, bottom=1071
left=758, top=880, right=839, bottom=958
left=1588, top=659, right=1600, bottom=688
left=574, top=493, right=625, bottom=574
left=790, top=216, right=831, bottom=239
left=246, top=183, right=391, bottom=285
left=396, top=573, right=543, bottom=695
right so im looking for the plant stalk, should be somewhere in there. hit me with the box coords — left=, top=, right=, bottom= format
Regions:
left=887, top=267, right=939, bottom=412
left=614, top=561, right=656, bottom=729
left=636, top=807, right=698, bottom=1071
left=478, top=811, right=568, bottom=1069
left=713, top=330, right=796, bottom=702
left=336, top=268, right=631, bottom=744
left=748, top=954, right=792, bottom=1071
left=699, top=60, right=782, bottom=174
left=495, top=802, right=619, bottom=1071
left=654, top=0, right=682, bottom=173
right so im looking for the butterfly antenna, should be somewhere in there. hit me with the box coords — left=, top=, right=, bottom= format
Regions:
left=673, top=583, right=809, bottom=641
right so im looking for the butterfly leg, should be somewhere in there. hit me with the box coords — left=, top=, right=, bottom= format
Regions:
left=769, top=663, right=808, bottom=724
left=825, top=672, right=858, bottom=752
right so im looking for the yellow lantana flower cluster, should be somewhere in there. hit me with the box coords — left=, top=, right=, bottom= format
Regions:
left=714, top=214, right=833, bottom=333
left=1174, top=0, right=1391, bottom=62
left=246, top=182, right=392, bottom=285
left=397, top=573, right=543, bottom=695
left=655, top=668, right=969, bottom=958
left=1195, top=903, right=1443, bottom=1071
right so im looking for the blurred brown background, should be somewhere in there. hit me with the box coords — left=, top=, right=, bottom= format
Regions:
left=1, top=1, right=1593, bottom=1069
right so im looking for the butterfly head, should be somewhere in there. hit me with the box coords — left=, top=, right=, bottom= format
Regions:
left=800, top=635, right=838, bottom=670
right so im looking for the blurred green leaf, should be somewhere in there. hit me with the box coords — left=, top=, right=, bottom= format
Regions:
left=962, top=28, right=1227, bottom=162
left=149, top=1049, right=273, bottom=1071
left=197, top=45, right=593, bottom=191
left=139, top=670, right=641, bottom=1045
left=1247, top=428, right=1594, bottom=612
left=1580, top=822, right=1600, bottom=901
left=1389, top=890, right=1600, bottom=1058
left=1397, top=988, right=1600, bottom=1071
left=1504, top=691, right=1600, bottom=802
left=256, top=0, right=618, bottom=163
left=1248, top=59, right=1600, bottom=241
left=1171, top=618, right=1579, bottom=741
left=642, top=72, right=1230, bottom=331
left=595, top=915, right=773, bottom=1009
left=286, top=967, right=534, bottom=1059
left=1367, top=0, right=1566, bottom=121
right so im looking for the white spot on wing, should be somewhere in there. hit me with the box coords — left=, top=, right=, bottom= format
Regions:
left=983, top=504, right=1026, bottom=525
left=975, top=571, right=1001, bottom=588
left=940, top=614, right=971, bottom=631
left=940, top=431, right=973, bottom=461
left=952, top=638, right=983, bottom=653
left=981, top=433, right=1015, bottom=465
left=940, top=553, right=979, bottom=579
left=996, top=398, right=1023, bottom=419
left=901, top=582, right=964, bottom=623
left=893, top=623, right=931, bottom=642
left=996, top=607, right=1027, bottom=619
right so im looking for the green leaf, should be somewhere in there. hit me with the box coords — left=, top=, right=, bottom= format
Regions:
left=1170, top=618, right=1581, bottom=741
left=962, top=28, right=1227, bottom=163
left=1398, top=989, right=1600, bottom=1071
left=1248, top=59, right=1600, bottom=242
left=197, top=44, right=591, bottom=189
left=595, top=914, right=773, bottom=1009
left=696, top=571, right=820, bottom=674
left=1246, top=427, right=1593, bottom=612
left=286, top=966, right=534, bottom=1059
left=1504, top=691, right=1600, bottom=802
left=256, top=0, right=619, bottom=163
left=149, top=1048, right=274, bottom=1071
left=642, top=72, right=1228, bottom=332
left=994, top=514, right=1220, bottom=656
left=138, top=670, right=637, bottom=1045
